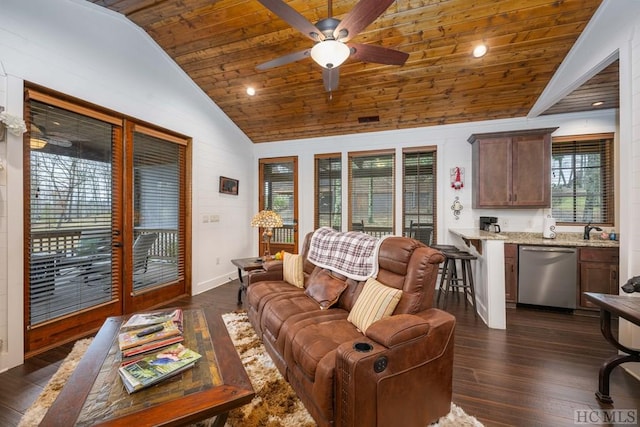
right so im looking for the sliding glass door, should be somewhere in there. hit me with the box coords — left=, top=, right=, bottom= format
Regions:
left=24, top=88, right=190, bottom=354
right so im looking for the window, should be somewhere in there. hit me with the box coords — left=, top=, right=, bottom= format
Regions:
left=551, top=133, right=614, bottom=225
left=259, top=157, right=298, bottom=254
left=348, top=150, right=394, bottom=237
left=315, top=154, right=342, bottom=230
left=403, top=148, right=437, bottom=244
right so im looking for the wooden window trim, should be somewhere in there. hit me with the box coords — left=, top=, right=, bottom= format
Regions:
left=402, top=145, right=437, bottom=154
left=132, top=123, right=189, bottom=146
left=26, top=88, right=122, bottom=126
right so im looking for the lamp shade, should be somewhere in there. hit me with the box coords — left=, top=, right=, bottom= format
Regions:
left=310, top=40, right=350, bottom=69
left=251, top=210, right=283, bottom=228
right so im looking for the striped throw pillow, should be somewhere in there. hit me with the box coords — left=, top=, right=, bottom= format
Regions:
left=283, top=252, right=304, bottom=288
left=347, top=277, right=402, bottom=334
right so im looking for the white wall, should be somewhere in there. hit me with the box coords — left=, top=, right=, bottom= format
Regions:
left=0, top=0, right=256, bottom=370
left=253, top=111, right=617, bottom=242
left=0, top=72, right=7, bottom=357
left=617, top=18, right=640, bottom=380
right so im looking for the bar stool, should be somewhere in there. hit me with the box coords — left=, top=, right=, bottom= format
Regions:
left=437, top=249, right=478, bottom=317
left=432, top=244, right=459, bottom=302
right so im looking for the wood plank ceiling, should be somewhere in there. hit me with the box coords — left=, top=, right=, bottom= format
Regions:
left=88, top=0, right=608, bottom=143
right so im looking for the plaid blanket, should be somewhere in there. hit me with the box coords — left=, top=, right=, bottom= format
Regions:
left=307, top=227, right=387, bottom=280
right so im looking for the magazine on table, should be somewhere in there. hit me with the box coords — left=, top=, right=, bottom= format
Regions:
left=121, top=334, right=185, bottom=358
left=118, top=343, right=202, bottom=394
left=118, top=319, right=182, bottom=351
left=121, top=308, right=183, bottom=331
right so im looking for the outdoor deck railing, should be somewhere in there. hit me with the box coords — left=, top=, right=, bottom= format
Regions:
left=31, top=228, right=178, bottom=261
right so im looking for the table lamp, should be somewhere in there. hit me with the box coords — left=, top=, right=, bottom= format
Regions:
left=251, top=210, right=283, bottom=261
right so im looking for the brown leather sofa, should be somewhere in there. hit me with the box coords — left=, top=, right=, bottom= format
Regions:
left=246, top=231, right=455, bottom=427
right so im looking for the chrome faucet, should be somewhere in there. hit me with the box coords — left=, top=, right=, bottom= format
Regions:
left=583, top=222, right=602, bottom=240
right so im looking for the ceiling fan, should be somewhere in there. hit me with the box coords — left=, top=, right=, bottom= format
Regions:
left=256, top=0, right=409, bottom=93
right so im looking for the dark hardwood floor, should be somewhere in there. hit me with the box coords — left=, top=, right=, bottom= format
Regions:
left=1, top=280, right=638, bottom=426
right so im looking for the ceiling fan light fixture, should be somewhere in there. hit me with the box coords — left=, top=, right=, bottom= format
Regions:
left=310, top=40, right=350, bottom=69
left=30, top=137, right=47, bottom=150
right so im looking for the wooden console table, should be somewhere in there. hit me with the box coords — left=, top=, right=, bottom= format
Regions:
left=584, top=292, right=640, bottom=404
left=40, top=308, right=254, bottom=426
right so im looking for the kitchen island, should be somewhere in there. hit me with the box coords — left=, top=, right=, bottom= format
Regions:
left=446, top=229, right=619, bottom=330
left=448, top=229, right=508, bottom=329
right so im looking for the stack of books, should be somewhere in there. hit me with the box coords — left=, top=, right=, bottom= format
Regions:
left=117, top=308, right=202, bottom=393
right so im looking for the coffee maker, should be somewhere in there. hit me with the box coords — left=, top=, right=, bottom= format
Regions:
left=480, top=216, right=500, bottom=232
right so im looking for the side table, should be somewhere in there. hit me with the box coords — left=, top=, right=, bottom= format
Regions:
left=231, top=257, right=264, bottom=304
left=584, top=292, right=640, bottom=404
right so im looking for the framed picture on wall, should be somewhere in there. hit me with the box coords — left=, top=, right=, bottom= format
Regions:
left=219, top=176, right=239, bottom=195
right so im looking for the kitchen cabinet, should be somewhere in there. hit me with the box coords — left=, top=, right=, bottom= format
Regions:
left=579, top=247, right=619, bottom=309
left=468, top=128, right=557, bottom=208
left=504, top=243, right=518, bottom=303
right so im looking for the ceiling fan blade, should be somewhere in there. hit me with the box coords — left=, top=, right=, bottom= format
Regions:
left=333, top=0, right=395, bottom=42
left=257, top=0, right=324, bottom=41
left=46, top=137, right=73, bottom=148
left=349, top=42, right=409, bottom=65
left=257, top=49, right=311, bottom=70
left=323, top=67, right=340, bottom=92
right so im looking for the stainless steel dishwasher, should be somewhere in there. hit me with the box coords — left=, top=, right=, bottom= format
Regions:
left=518, top=246, right=577, bottom=309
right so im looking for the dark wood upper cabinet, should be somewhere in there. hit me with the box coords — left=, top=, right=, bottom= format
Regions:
left=468, top=128, right=557, bottom=208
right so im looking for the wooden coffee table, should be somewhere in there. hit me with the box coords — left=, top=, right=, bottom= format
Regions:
left=39, top=308, right=254, bottom=426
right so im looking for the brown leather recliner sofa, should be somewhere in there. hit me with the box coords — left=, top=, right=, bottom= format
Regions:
left=246, top=231, right=455, bottom=427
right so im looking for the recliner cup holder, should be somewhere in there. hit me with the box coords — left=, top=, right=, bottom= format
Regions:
left=353, top=342, right=373, bottom=352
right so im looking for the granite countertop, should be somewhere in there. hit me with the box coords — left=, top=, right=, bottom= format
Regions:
left=500, top=231, right=619, bottom=248
left=449, top=228, right=507, bottom=241
left=448, top=228, right=619, bottom=248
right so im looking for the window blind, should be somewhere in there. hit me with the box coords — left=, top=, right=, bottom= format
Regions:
left=132, top=130, right=183, bottom=292
left=403, top=148, right=437, bottom=244
left=261, top=159, right=295, bottom=244
left=349, top=151, right=394, bottom=236
left=315, top=154, right=342, bottom=230
left=261, top=161, right=294, bottom=222
left=551, top=134, right=614, bottom=225
left=28, top=99, right=115, bottom=325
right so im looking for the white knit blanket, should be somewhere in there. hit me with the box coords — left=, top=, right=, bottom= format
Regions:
left=307, top=227, right=386, bottom=281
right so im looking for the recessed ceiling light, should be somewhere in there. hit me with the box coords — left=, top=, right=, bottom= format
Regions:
left=592, top=101, right=604, bottom=106
left=472, top=44, right=487, bottom=58
left=246, top=87, right=256, bottom=96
